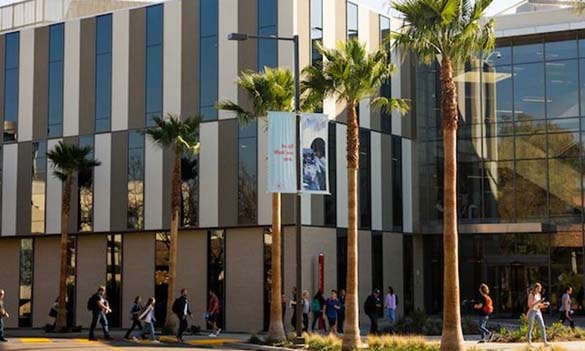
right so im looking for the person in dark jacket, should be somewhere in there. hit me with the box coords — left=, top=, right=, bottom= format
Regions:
left=173, top=289, right=192, bottom=343
left=337, top=289, right=346, bottom=333
left=88, top=286, right=112, bottom=341
left=124, top=296, right=143, bottom=339
left=364, top=289, right=382, bottom=335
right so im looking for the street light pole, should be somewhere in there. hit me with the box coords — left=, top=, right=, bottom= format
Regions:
left=228, top=32, right=304, bottom=341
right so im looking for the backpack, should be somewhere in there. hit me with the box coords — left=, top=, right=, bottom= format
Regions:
left=311, top=298, right=321, bottom=313
left=87, top=294, right=99, bottom=311
left=482, top=295, right=493, bottom=315
left=172, top=298, right=181, bottom=315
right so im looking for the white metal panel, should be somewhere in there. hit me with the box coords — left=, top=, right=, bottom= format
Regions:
left=257, top=119, right=271, bottom=225
left=217, top=0, right=238, bottom=120
left=144, top=137, right=163, bottom=230
left=1, top=144, right=17, bottom=236
left=198, top=122, right=219, bottom=227
left=301, top=194, right=311, bottom=225
left=336, top=123, right=347, bottom=228
left=371, top=132, right=382, bottom=230
left=93, top=133, right=111, bottom=232
left=45, top=139, right=62, bottom=234
left=359, top=98, right=371, bottom=129
left=402, top=138, right=413, bottom=233
left=18, top=28, right=34, bottom=142
left=111, top=9, right=130, bottom=131
left=63, top=20, right=80, bottom=137
left=278, top=0, right=294, bottom=69
left=390, top=17, right=402, bottom=136
left=163, top=0, right=181, bottom=116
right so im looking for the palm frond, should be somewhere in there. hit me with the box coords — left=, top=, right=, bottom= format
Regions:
left=144, top=113, right=201, bottom=155
left=46, top=141, right=100, bottom=182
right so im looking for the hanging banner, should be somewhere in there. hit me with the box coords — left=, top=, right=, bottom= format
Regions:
left=267, top=111, right=297, bottom=193
left=301, top=113, right=330, bottom=194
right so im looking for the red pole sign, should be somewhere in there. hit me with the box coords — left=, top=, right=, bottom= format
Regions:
left=319, top=252, right=324, bottom=292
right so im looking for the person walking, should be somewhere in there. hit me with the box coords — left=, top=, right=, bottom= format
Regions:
left=310, top=290, right=326, bottom=332
left=172, top=289, right=192, bottom=343
left=133, top=297, right=158, bottom=343
left=0, top=289, right=9, bottom=342
left=384, top=286, right=397, bottom=325
left=559, top=286, right=575, bottom=330
left=88, top=286, right=112, bottom=341
left=364, top=289, right=382, bottom=335
left=207, top=291, right=221, bottom=337
left=325, top=290, right=341, bottom=335
left=527, top=283, right=549, bottom=348
left=302, top=290, right=310, bottom=332
left=473, top=283, right=493, bottom=343
left=124, top=296, right=143, bottom=339
left=337, top=289, right=346, bottom=333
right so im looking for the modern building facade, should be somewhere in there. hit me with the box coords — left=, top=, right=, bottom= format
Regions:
left=0, top=0, right=409, bottom=332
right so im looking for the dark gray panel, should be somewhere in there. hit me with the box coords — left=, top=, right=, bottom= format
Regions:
left=281, top=194, right=295, bottom=225
left=63, top=136, right=79, bottom=232
left=32, top=27, right=48, bottom=140
left=181, top=0, right=198, bottom=118
left=79, top=18, right=96, bottom=135
left=0, top=35, right=5, bottom=143
left=161, top=147, right=173, bottom=229
left=218, top=119, right=238, bottom=227
left=237, top=0, right=257, bottom=112
left=16, top=142, right=32, bottom=235
left=128, top=8, right=146, bottom=129
left=311, top=195, right=324, bottom=226
left=110, top=131, right=128, bottom=231
left=381, top=133, right=392, bottom=230
left=371, top=108, right=381, bottom=132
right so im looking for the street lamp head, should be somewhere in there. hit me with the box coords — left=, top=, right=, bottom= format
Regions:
left=227, top=33, right=248, bottom=41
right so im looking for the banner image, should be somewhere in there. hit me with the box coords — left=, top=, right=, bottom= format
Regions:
left=267, top=111, right=297, bottom=193
left=301, top=113, right=330, bottom=194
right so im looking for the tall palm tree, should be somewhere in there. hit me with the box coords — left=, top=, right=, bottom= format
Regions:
left=573, top=0, right=585, bottom=13
left=392, top=1, right=494, bottom=350
left=47, top=141, right=100, bottom=331
left=217, top=67, right=294, bottom=342
left=302, top=39, right=407, bottom=350
left=145, top=115, right=200, bottom=329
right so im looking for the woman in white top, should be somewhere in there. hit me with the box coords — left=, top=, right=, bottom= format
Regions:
left=133, top=297, right=159, bottom=343
left=527, top=283, right=549, bottom=347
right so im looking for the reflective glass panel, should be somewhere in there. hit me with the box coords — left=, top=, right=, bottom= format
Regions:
left=359, top=129, right=370, bottom=228
left=483, top=161, right=515, bottom=220
left=514, top=63, right=545, bottom=121
left=238, top=121, right=257, bottom=224
left=154, top=232, right=169, bottom=326
left=127, top=131, right=144, bottom=229
left=200, top=0, right=218, bottom=120
left=18, top=238, right=33, bottom=327
left=546, top=60, right=578, bottom=118
left=48, top=24, right=64, bottom=138
left=145, top=5, right=163, bottom=127
left=31, top=141, right=46, bottom=233
left=78, top=136, right=94, bottom=231
left=95, top=15, right=112, bottom=132
left=545, top=39, right=578, bottom=61
left=548, top=158, right=582, bottom=217
left=258, top=0, right=277, bottom=70
left=515, top=159, right=548, bottom=219
left=181, top=153, right=198, bottom=227
left=513, top=42, right=544, bottom=64
left=346, top=2, right=358, bottom=40
left=311, top=0, right=323, bottom=66
left=208, top=230, right=225, bottom=328
left=3, top=31, right=19, bottom=141
left=106, top=234, right=122, bottom=327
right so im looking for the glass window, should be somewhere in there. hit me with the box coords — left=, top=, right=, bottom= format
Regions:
left=359, top=129, right=370, bottom=229
left=208, top=229, right=225, bottom=328
left=514, top=63, right=545, bottom=121
left=548, top=158, right=582, bottom=217
left=548, top=118, right=580, bottom=133
left=106, top=234, right=122, bottom=328
left=66, top=237, right=76, bottom=327
left=78, top=136, right=94, bottom=231
left=515, top=133, right=546, bottom=159
left=483, top=161, right=515, bottom=220
left=146, top=5, right=163, bottom=127
left=372, top=232, right=383, bottom=292
left=380, top=16, right=391, bottom=133
left=4, top=32, right=19, bottom=142
left=258, top=0, right=277, bottom=70
left=513, top=42, right=544, bottom=64
left=324, top=123, right=336, bottom=226
left=346, top=2, right=358, bottom=40
left=18, top=238, right=33, bottom=327
left=311, top=0, right=323, bottom=66
left=31, top=141, right=46, bottom=233
left=545, top=39, right=578, bottom=61
left=48, top=24, right=64, bottom=137
left=336, top=229, right=347, bottom=291
left=546, top=60, right=578, bottom=118
left=579, top=59, right=585, bottom=115
left=181, top=153, right=198, bottom=227
left=515, top=159, right=548, bottom=219
left=392, top=136, right=403, bottom=229
left=238, top=121, right=258, bottom=224
left=548, top=132, right=580, bottom=158
left=154, top=232, right=169, bottom=327
left=489, top=46, right=511, bottom=66
left=127, top=131, right=144, bottom=229
left=487, top=65, right=513, bottom=123
left=263, top=228, right=272, bottom=331
left=95, top=15, right=112, bottom=132
left=200, top=0, right=218, bottom=120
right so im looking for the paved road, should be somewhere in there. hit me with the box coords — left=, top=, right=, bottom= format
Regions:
left=0, top=336, right=249, bottom=351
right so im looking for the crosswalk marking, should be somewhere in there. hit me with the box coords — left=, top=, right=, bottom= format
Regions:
left=20, top=338, right=52, bottom=343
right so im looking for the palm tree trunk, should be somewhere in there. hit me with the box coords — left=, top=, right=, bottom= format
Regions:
left=268, top=192, right=286, bottom=341
left=439, top=57, right=464, bottom=351
left=165, top=152, right=181, bottom=329
left=342, top=102, right=361, bottom=350
left=55, top=175, right=73, bottom=332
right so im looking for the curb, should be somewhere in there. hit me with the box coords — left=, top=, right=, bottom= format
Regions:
left=227, top=342, right=302, bottom=351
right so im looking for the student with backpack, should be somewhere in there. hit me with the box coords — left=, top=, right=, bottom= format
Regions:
left=310, top=290, right=326, bottom=332
left=325, top=290, right=341, bottom=335
left=124, top=296, right=143, bottom=340
left=473, top=283, right=494, bottom=343
left=172, top=289, right=192, bottom=343
left=87, top=286, right=112, bottom=341
left=364, top=289, right=382, bottom=335
left=133, top=297, right=159, bottom=343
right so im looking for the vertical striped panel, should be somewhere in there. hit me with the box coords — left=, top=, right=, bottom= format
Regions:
left=198, top=121, right=219, bottom=227
left=63, top=20, right=80, bottom=136
left=371, top=132, right=382, bottom=230
left=256, top=119, right=271, bottom=225
left=358, top=7, right=371, bottom=128
left=381, top=134, right=392, bottom=230
left=369, top=12, right=381, bottom=131
left=93, top=133, right=111, bottom=232
left=322, top=0, right=337, bottom=120
left=280, top=0, right=296, bottom=68
left=218, top=0, right=238, bottom=120
left=78, top=18, right=96, bottom=135
left=1, top=144, right=17, bottom=235
left=32, top=27, right=48, bottom=140
left=0, top=35, right=5, bottom=141
left=358, top=230, right=372, bottom=325
left=402, top=138, right=413, bottom=232
left=390, top=18, right=402, bottom=136
left=217, top=119, right=237, bottom=226
left=109, top=131, right=128, bottom=231
left=16, top=142, right=32, bottom=235
left=301, top=194, right=311, bottom=225
left=18, top=28, right=33, bottom=142
left=127, top=8, right=145, bottom=130
left=111, top=9, right=130, bottom=131
left=32, top=237, right=59, bottom=327
left=181, top=0, right=198, bottom=117
left=336, top=123, right=347, bottom=228
left=383, top=233, right=404, bottom=317
left=163, top=0, right=181, bottom=115
left=144, top=136, right=163, bottom=230
left=45, top=139, right=62, bottom=234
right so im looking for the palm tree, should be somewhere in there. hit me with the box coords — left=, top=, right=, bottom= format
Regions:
left=145, top=115, right=200, bottom=329
left=573, top=0, right=585, bottom=14
left=217, top=67, right=294, bottom=342
left=302, top=39, right=407, bottom=350
left=47, top=141, right=100, bottom=331
left=391, top=1, right=494, bottom=350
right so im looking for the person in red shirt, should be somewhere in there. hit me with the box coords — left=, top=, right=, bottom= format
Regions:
left=207, top=291, right=221, bottom=337
left=474, top=283, right=493, bottom=343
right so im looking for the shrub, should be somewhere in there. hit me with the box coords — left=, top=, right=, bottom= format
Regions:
left=304, top=333, right=441, bottom=351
